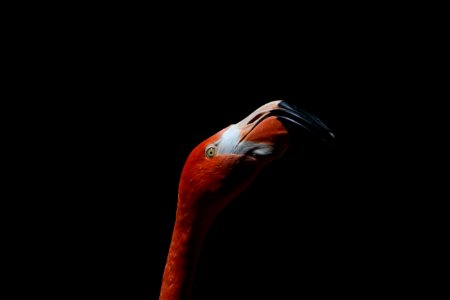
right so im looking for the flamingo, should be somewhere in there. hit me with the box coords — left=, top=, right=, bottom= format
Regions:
left=159, top=100, right=334, bottom=300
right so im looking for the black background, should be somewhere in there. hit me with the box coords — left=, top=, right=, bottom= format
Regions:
left=49, top=73, right=424, bottom=300
left=16, top=8, right=444, bottom=300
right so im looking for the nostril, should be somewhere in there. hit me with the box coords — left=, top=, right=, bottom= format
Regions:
left=247, top=112, right=264, bottom=124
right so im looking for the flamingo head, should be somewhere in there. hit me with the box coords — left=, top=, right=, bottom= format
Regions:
left=178, top=100, right=334, bottom=218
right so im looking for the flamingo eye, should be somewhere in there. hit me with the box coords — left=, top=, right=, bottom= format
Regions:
left=205, top=145, right=217, bottom=158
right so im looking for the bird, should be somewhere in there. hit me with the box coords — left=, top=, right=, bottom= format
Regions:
left=159, top=100, right=334, bottom=300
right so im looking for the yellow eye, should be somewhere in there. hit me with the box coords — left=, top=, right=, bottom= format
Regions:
left=205, top=146, right=217, bottom=158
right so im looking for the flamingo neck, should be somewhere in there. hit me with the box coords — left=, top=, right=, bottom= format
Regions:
left=160, top=200, right=214, bottom=300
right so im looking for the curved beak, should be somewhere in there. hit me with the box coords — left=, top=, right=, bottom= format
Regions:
left=277, top=101, right=335, bottom=145
left=237, top=100, right=335, bottom=148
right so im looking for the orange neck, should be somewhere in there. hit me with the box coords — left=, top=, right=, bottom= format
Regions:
left=159, top=201, right=214, bottom=300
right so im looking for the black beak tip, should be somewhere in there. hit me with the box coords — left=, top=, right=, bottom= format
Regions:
left=323, top=131, right=336, bottom=147
left=277, top=100, right=335, bottom=146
